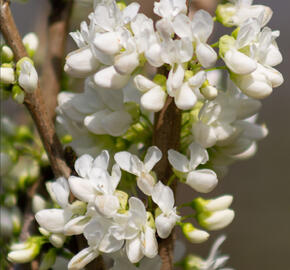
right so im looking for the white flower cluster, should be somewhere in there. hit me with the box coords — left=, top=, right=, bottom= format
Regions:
left=30, top=0, right=283, bottom=269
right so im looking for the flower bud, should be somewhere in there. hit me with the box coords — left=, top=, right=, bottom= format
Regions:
left=198, top=209, right=235, bottom=231
left=184, top=254, right=204, bottom=270
left=68, top=247, right=99, bottom=270
left=186, top=169, right=218, bottom=193
left=0, top=65, right=15, bottom=84
left=200, top=84, right=218, bottom=100
left=12, top=85, right=25, bottom=104
left=193, top=195, right=233, bottom=213
left=17, top=59, right=38, bottom=93
left=182, top=223, right=209, bottom=244
left=224, top=49, right=257, bottom=75
left=1, top=45, right=14, bottom=62
left=114, top=51, right=139, bottom=75
left=140, top=86, right=167, bottom=112
left=49, top=233, right=66, bottom=248
left=4, top=193, right=17, bottom=207
left=93, top=32, right=121, bottom=55
left=94, top=65, right=130, bottom=90
left=23, top=33, right=39, bottom=57
left=64, top=47, right=100, bottom=78
left=8, top=238, right=42, bottom=264
left=215, top=3, right=236, bottom=27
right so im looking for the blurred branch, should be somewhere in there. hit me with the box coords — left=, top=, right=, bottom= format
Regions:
left=41, top=0, right=73, bottom=120
left=0, top=0, right=71, bottom=178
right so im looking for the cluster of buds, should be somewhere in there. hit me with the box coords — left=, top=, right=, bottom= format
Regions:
left=0, top=33, right=39, bottom=103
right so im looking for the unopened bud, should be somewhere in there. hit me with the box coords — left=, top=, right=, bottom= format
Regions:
left=17, top=59, right=38, bottom=93
left=12, top=85, right=25, bottom=104
left=1, top=45, right=14, bottom=62
left=198, top=209, right=235, bottom=231
left=0, top=65, right=15, bottom=84
left=23, top=33, right=39, bottom=57
left=49, top=233, right=66, bottom=248
left=182, top=223, right=209, bottom=244
left=200, top=84, right=218, bottom=100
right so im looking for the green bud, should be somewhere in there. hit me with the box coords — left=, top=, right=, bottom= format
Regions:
left=16, top=57, right=33, bottom=76
left=61, top=134, right=73, bottom=144
left=191, top=197, right=208, bottom=213
left=215, top=3, right=236, bottom=27
left=1, top=45, right=14, bottom=63
left=182, top=223, right=209, bottom=244
left=117, top=0, right=126, bottom=10
left=184, top=254, right=204, bottom=270
left=39, top=248, right=57, bottom=270
left=218, top=35, right=236, bottom=58
left=12, top=85, right=25, bottom=104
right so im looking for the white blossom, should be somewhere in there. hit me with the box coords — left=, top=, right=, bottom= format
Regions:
left=114, top=146, right=162, bottom=195
left=152, top=182, right=180, bottom=238
left=18, top=60, right=38, bottom=93
left=168, top=142, right=218, bottom=193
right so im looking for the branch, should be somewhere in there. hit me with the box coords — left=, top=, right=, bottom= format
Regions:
left=153, top=94, right=182, bottom=269
left=41, top=0, right=73, bottom=120
left=0, top=0, right=71, bottom=178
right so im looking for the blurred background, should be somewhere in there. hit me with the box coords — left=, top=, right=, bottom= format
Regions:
left=3, top=0, right=290, bottom=269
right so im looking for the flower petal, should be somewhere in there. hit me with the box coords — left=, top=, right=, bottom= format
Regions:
left=144, top=146, right=162, bottom=172
left=168, top=149, right=189, bottom=172
left=186, top=169, right=218, bottom=193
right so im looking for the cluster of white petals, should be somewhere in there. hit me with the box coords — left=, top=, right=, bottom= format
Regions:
left=31, top=0, right=283, bottom=269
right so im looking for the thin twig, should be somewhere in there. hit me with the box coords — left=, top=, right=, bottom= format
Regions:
left=41, top=0, right=73, bottom=120
left=0, top=0, right=71, bottom=178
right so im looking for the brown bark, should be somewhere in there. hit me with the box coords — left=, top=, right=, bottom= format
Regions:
left=41, top=0, right=73, bottom=120
left=153, top=96, right=182, bottom=270
left=0, top=0, right=71, bottom=178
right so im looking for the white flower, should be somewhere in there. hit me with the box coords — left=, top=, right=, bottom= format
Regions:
left=173, top=10, right=217, bottom=68
left=154, top=0, right=187, bottom=21
left=0, top=66, right=15, bottom=84
left=131, top=14, right=164, bottom=67
left=168, top=143, right=218, bottom=193
left=216, top=0, right=273, bottom=27
left=35, top=177, right=72, bottom=234
left=134, top=75, right=167, bottom=112
left=68, top=152, right=121, bottom=217
left=152, top=182, right=180, bottom=238
left=64, top=47, right=100, bottom=78
left=125, top=197, right=158, bottom=263
left=18, top=60, right=38, bottom=93
left=114, top=146, right=162, bottom=196
left=231, top=63, right=283, bottom=99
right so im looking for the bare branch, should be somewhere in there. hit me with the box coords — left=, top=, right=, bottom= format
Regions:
left=153, top=76, right=182, bottom=269
left=41, top=0, right=73, bottom=120
left=0, top=0, right=71, bottom=178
